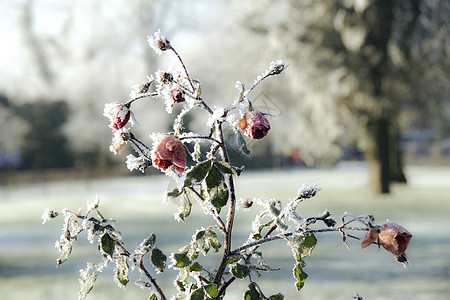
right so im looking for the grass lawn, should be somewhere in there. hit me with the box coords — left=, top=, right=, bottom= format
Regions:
left=0, top=165, right=449, bottom=299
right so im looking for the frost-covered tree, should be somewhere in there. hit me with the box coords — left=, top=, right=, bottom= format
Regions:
left=232, top=0, right=450, bottom=193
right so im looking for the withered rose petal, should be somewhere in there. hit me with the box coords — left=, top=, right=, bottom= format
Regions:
left=361, top=228, right=379, bottom=249
left=378, top=223, right=412, bottom=256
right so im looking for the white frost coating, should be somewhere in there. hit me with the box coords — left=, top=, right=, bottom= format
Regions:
left=125, top=154, right=145, bottom=172
left=147, top=29, right=167, bottom=56
left=206, top=106, right=225, bottom=128
left=109, top=129, right=127, bottom=155
left=86, top=195, right=100, bottom=212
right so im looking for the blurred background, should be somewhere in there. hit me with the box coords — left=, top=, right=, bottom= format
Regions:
left=0, top=0, right=449, bottom=299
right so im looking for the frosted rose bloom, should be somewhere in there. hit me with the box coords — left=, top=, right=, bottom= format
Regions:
left=153, top=136, right=186, bottom=173
left=378, top=223, right=412, bottom=256
left=239, top=111, right=271, bottom=139
left=148, top=29, right=171, bottom=55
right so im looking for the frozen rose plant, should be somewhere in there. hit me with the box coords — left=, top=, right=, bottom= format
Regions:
left=42, top=30, right=412, bottom=300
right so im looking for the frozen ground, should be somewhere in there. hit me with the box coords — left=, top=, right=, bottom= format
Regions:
left=0, top=163, right=449, bottom=299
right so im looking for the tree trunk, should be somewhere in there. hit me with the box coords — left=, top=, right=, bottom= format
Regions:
left=365, top=117, right=390, bottom=194
left=389, top=121, right=407, bottom=183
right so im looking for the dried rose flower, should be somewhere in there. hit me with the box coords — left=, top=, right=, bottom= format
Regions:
left=170, top=88, right=185, bottom=103
left=239, top=111, right=271, bottom=140
left=378, top=222, right=412, bottom=256
left=361, top=222, right=412, bottom=257
left=153, top=136, right=186, bottom=173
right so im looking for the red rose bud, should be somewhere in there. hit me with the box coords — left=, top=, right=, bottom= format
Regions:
left=153, top=136, right=186, bottom=173
left=170, top=88, right=185, bottom=103
left=378, top=223, right=412, bottom=256
left=239, top=111, right=271, bottom=140
left=112, top=106, right=131, bottom=130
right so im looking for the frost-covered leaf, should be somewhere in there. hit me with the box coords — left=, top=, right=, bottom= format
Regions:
left=151, top=247, right=167, bottom=273
left=206, top=166, right=229, bottom=213
left=136, top=233, right=156, bottom=254
left=56, top=241, right=73, bottom=267
left=293, top=233, right=317, bottom=261
left=194, top=229, right=221, bottom=254
left=176, top=193, right=192, bottom=222
left=293, top=263, right=308, bottom=291
left=115, top=255, right=129, bottom=287
left=149, top=294, right=158, bottom=300
left=184, top=159, right=213, bottom=187
left=269, top=294, right=284, bottom=300
left=190, top=287, right=205, bottom=300
left=232, top=263, right=250, bottom=279
left=214, top=161, right=244, bottom=176
left=100, top=233, right=116, bottom=258
left=167, top=187, right=183, bottom=198
left=78, top=271, right=98, bottom=300
left=236, top=130, right=251, bottom=156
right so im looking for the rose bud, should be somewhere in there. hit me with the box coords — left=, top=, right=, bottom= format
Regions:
left=153, top=136, right=186, bottom=173
left=170, top=88, right=185, bottom=103
left=378, top=222, right=412, bottom=256
left=111, top=105, right=131, bottom=130
left=239, top=111, right=271, bottom=140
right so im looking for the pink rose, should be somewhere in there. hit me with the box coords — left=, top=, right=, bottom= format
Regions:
left=239, top=111, right=271, bottom=140
left=153, top=136, right=186, bottom=173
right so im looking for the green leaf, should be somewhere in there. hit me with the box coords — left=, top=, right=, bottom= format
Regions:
left=206, top=166, right=229, bottom=213
left=189, top=261, right=204, bottom=272
left=227, top=255, right=241, bottom=264
left=294, top=233, right=317, bottom=261
left=115, top=255, right=129, bottom=287
left=173, top=249, right=191, bottom=268
left=151, top=247, right=167, bottom=273
left=236, top=130, right=252, bottom=156
left=149, top=295, right=158, bottom=300
left=232, top=263, right=250, bottom=279
left=100, top=233, right=116, bottom=258
left=204, top=284, right=218, bottom=298
left=244, top=282, right=261, bottom=300
left=258, top=220, right=274, bottom=235
left=269, top=294, right=284, bottom=300
left=293, top=263, right=308, bottom=291
left=184, top=160, right=213, bottom=187
left=214, top=161, right=244, bottom=176
left=190, top=287, right=205, bottom=300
